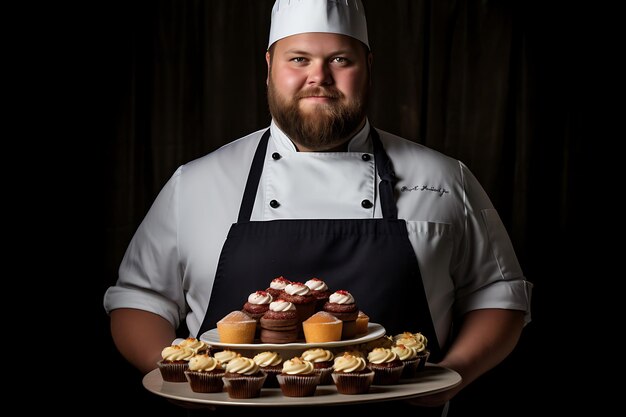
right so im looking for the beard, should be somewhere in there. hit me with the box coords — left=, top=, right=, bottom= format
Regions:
left=267, top=80, right=368, bottom=151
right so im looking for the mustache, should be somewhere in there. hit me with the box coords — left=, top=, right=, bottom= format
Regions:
left=295, top=87, right=344, bottom=100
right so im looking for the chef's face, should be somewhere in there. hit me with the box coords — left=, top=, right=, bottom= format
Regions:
left=266, top=33, right=372, bottom=151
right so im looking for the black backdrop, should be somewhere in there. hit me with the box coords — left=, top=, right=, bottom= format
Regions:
left=87, top=1, right=593, bottom=415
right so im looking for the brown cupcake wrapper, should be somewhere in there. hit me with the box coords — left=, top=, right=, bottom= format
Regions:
left=157, top=361, right=189, bottom=382
left=260, top=367, right=282, bottom=388
left=331, top=370, right=375, bottom=395
left=314, top=367, right=334, bottom=385
left=400, top=358, right=420, bottom=378
left=416, top=351, right=431, bottom=371
left=371, top=364, right=405, bottom=385
left=184, top=371, right=225, bottom=393
left=222, top=373, right=267, bottom=399
left=276, top=374, right=321, bottom=397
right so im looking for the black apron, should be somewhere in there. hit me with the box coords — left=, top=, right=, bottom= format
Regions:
left=196, top=128, right=445, bottom=415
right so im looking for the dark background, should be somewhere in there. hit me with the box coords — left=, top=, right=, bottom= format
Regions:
left=86, top=0, right=594, bottom=414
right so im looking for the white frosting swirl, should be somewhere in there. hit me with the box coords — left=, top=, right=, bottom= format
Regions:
left=333, top=354, right=367, bottom=373
left=188, top=354, right=221, bottom=372
left=178, top=338, right=208, bottom=353
left=225, top=357, right=260, bottom=375
left=367, top=348, right=398, bottom=364
left=270, top=277, right=290, bottom=290
left=304, top=278, right=328, bottom=291
left=391, top=344, right=418, bottom=360
left=301, top=348, right=334, bottom=363
left=248, top=291, right=273, bottom=304
left=161, top=345, right=194, bottom=361
left=413, top=332, right=428, bottom=346
left=329, top=291, right=354, bottom=304
left=269, top=300, right=296, bottom=312
left=253, top=351, right=283, bottom=367
left=282, top=357, right=315, bottom=375
left=214, top=350, right=239, bottom=364
left=285, top=283, right=311, bottom=296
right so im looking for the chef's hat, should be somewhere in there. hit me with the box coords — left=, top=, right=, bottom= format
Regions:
left=268, top=0, right=369, bottom=49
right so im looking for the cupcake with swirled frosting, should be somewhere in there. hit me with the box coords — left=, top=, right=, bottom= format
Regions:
left=184, top=354, right=225, bottom=393
left=323, top=290, right=359, bottom=339
left=276, top=357, right=320, bottom=397
left=266, top=276, right=291, bottom=299
left=367, top=347, right=404, bottom=385
left=178, top=337, right=209, bottom=354
left=260, top=299, right=299, bottom=343
left=222, top=356, right=267, bottom=398
left=253, top=351, right=284, bottom=387
left=157, top=345, right=195, bottom=382
left=393, top=331, right=430, bottom=370
left=301, top=348, right=334, bottom=385
left=213, top=349, right=238, bottom=365
left=391, top=343, right=420, bottom=378
left=331, top=352, right=374, bottom=394
left=281, top=282, right=317, bottom=326
left=304, top=278, right=331, bottom=310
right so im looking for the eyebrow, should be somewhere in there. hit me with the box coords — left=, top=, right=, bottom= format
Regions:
left=283, top=49, right=353, bottom=56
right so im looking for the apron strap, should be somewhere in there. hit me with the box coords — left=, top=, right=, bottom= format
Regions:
left=237, top=129, right=271, bottom=223
left=237, top=127, right=399, bottom=221
left=371, top=128, right=398, bottom=220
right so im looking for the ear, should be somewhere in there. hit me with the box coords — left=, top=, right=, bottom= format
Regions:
left=265, top=51, right=271, bottom=85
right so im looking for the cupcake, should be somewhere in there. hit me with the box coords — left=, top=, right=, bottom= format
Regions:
left=331, top=352, right=374, bottom=395
left=253, top=351, right=284, bottom=388
left=281, top=282, right=316, bottom=325
left=266, top=276, right=291, bottom=299
left=391, top=344, right=420, bottom=378
left=276, top=357, right=320, bottom=397
left=323, top=290, right=359, bottom=339
left=302, top=311, right=342, bottom=343
left=242, top=290, right=273, bottom=338
left=213, top=349, right=239, bottom=365
left=216, top=310, right=257, bottom=344
left=222, top=356, right=267, bottom=399
left=355, top=311, right=370, bottom=335
left=259, top=299, right=299, bottom=343
left=184, top=354, right=225, bottom=393
left=304, top=278, right=331, bottom=310
left=393, top=332, right=430, bottom=370
left=157, top=345, right=195, bottom=382
left=366, top=348, right=404, bottom=385
left=178, top=337, right=209, bottom=354
left=301, top=348, right=334, bottom=385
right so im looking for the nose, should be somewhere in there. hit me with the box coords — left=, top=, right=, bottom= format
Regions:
left=307, top=61, right=333, bottom=86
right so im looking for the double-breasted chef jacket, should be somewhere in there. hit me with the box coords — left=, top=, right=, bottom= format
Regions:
left=104, top=119, right=532, bottom=351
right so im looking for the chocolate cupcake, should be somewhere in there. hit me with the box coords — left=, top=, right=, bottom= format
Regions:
left=184, top=354, right=225, bottom=393
left=260, top=299, right=299, bottom=343
left=266, top=276, right=291, bottom=299
left=304, top=278, right=331, bottom=310
left=367, top=348, right=404, bottom=385
left=253, top=351, right=284, bottom=388
left=323, top=290, right=359, bottom=339
left=331, top=353, right=374, bottom=395
left=281, top=282, right=316, bottom=326
left=222, top=357, right=267, bottom=399
left=242, top=290, right=273, bottom=338
left=276, top=357, right=320, bottom=397
left=301, top=348, right=334, bottom=385
left=157, top=345, right=195, bottom=382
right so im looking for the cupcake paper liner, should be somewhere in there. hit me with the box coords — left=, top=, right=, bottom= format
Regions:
left=184, top=371, right=225, bottom=393
left=222, top=373, right=267, bottom=399
left=276, top=373, right=321, bottom=397
left=371, top=364, right=405, bottom=385
left=331, top=370, right=375, bottom=395
left=400, top=358, right=420, bottom=378
left=315, top=367, right=334, bottom=385
left=157, top=361, right=189, bottom=382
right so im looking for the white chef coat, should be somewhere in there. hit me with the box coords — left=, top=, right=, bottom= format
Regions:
left=104, top=120, right=532, bottom=349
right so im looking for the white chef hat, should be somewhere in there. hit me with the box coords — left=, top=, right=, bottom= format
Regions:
left=268, top=0, right=369, bottom=49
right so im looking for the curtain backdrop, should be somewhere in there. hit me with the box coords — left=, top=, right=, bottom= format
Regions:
left=96, top=1, right=588, bottom=415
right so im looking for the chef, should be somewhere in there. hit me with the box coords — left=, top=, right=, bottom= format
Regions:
left=104, top=0, right=532, bottom=414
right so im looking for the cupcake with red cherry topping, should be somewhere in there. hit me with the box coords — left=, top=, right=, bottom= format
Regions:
left=331, top=352, right=374, bottom=395
left=281, top=282, right=316, bottom=325
left=301, top=348, right=334, bottom=385
left=184, top=354, right=225, bottom=393
left=366, top=347, right=404, bottom=385
left=253, top=351, right=284, bottom=388
left=157, top=345, right=195, bottom=382
left=304, top=278, right=331, bottom=310
left=222, top=356, right=267, bottom=399
left=259, top=299, right=299, bottom=343
left=323, top=290, right=359, bottom=339
left=276, top=357, right=320, bottom=397
left=266, top=276, right=291, bottom=299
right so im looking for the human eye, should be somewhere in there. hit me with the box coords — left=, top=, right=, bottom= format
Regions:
left=331, top=57, right=350, bottom=65
left=290, top=57, right=308, bottom=64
